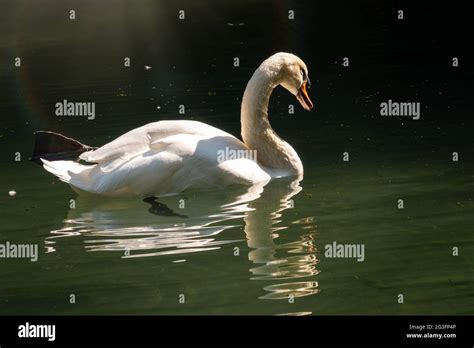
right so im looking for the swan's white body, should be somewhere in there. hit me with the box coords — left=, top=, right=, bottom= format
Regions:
left=41, top=53, right=312, bottom=197
left=43, top=120, right=271, bottom=197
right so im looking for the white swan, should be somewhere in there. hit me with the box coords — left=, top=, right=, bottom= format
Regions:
left=34, top=52, right=313, bottom=197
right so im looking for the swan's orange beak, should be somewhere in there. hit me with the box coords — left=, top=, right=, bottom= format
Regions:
left=296, top=80, right=313, bottom=111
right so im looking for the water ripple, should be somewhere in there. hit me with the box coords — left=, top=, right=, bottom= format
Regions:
left=45, top=177, right=321, bottom=309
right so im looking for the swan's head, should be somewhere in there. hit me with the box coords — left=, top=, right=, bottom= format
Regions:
left=264, top=52, right=314, bottom=111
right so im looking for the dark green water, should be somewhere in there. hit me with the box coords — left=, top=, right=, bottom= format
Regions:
left=0, top=0, right=473, bottom=315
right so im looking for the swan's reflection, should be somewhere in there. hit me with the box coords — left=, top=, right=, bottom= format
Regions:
left=46, top=177, right=319, bottom=306
left=243, top=178, right=319, bottom=302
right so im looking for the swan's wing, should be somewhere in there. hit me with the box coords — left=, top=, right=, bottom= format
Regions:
left=79, top=120, right=232, bottom=164
left=47, top=130, right=269, bottom=196
left=89, top=133, right=244, bottom=196
left=59, top=133, right=202, bottom=196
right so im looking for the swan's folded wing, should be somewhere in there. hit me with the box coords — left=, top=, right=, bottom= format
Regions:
left=79, top=126, right=154, bottom=164
left=94, top=134, right=208, bottom=195
left=79, top=120, right=231, bottom=164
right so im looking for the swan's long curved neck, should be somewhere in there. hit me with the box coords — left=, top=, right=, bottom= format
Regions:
left=241, top=67, right=303, bottom=176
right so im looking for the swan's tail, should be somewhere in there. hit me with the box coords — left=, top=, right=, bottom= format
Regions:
left=41, top=159, right=128, bottom=196
left=31, top=131, right=99, bottom=193
left=30, top=131, right=95, bottom=164
left=41, top=159, right=95, bottom=192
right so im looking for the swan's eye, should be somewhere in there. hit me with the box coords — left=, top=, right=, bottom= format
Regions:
left=300, top=68, right=310, bottom=88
